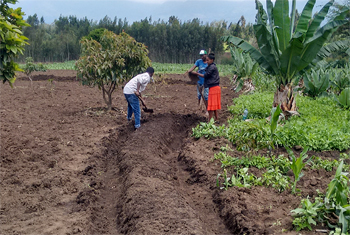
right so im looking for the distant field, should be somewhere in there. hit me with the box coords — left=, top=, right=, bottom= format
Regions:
left=19, top=61, right=235, bottom=77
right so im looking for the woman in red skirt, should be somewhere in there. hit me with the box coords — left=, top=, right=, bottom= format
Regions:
left=194, top=53, right=221, bottom=122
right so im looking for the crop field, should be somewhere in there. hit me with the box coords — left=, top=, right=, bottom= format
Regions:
left=1, top=66, right=349, bottom=235
left=19, top=61, right=236, bottom=77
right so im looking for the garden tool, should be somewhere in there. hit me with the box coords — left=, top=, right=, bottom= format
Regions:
left=136, top=94, right=154, bottom=113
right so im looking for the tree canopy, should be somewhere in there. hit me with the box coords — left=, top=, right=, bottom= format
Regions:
left=76, top=30, right=151, bottom=110
left=0, top=0, right=29, bottom=85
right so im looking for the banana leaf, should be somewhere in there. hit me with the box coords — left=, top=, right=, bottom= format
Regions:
left=305, top=0, right=334, bottom=40
left=337, top=88, right=350, bottom=109
left=313, top=39, right=350, bottom=65
left=273, top=0, right=291, bottom=52
left=297, top=19, right=348, bottom=73
left=295, top=0, right=315, bottom=34
left=254, top=0, right=280, bottom=75
left=222, top=35, right=274, bottom=74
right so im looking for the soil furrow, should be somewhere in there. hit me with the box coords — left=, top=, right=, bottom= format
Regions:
left=82, top=113, right=231, bottom=234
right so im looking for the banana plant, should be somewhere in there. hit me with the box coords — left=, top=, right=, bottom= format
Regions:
left=303, top=68, right=330, bottom=98
left=229, top=46, right=259, bottom=92
left=222, top=0, right=350, bottom=111
left=330, top=64, right=350, bottom=94
left=336, top=87, right=350, bottom=109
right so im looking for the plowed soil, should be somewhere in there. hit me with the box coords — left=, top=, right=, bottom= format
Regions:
left=0, top=70, right=345, bottom=235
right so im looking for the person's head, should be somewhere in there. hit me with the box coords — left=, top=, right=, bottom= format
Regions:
left=202, top=55, right=208, bottom=63
left=207, top=53, right=215, bottom=65
left=146, top=67, right=154, bottom=77
left=199, top=49, right=207, bottom=60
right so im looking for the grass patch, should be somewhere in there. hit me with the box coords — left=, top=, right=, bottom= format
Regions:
left=193, top=92, right=350, bottom=151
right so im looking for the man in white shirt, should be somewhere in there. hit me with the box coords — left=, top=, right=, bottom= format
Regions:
left=123, top=67, right=154, bottom=130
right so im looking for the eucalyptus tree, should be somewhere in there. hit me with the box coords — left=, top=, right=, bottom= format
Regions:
left=222, top=0, right=350, bottom=112
left=76, top=30, right=151, bottom=111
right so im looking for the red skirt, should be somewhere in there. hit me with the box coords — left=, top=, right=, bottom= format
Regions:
left=207, top=86, right=221, bottom=111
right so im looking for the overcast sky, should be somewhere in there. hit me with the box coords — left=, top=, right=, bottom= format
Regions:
left=15, top=0, right=331, bottom=25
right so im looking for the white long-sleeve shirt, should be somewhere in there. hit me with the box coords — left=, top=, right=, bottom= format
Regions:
left=123, top=72, right=151, bottom=94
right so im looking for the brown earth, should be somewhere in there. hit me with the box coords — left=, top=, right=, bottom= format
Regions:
left=0, top=70, right=345, bottom=235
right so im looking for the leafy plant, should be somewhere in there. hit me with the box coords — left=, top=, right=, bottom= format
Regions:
left=229, top=46, right=259, bottom=92
left=309, top=156, right=339, bottom=172
left=192, top=118, right=226, bottom=139
left=336, top=87, right=350, bottom=109
left=303, top=69, right=330, bottom=98
left=324, top=161, right=350, bottom=233
left=291, top=197, right=323, bottom=231
left=222, top=0, right=350, bottom=112
left=270, top=105, right=283, bottom=151
left=76, top=30, right=151, bottom=111
left=217, top=168, right=262, bottom=190
left=24, top=57, right=47, bottom=84
left=262, top=167, right=290, bottom=192
left=0, top=0, right=30, bottom=85
left=286, top=146, right=309, bottom=194
left=226, top=93, right=350, bottom=151
left=292, top=161, right=350, bottom=233
left=330, top=65, right=350, bottom=94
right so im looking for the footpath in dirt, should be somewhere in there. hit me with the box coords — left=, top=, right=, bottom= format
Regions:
left=1, top=70, right=339, bottom=235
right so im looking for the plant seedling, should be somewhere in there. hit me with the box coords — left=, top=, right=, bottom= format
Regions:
left=286, top=146, right=309, bottom=194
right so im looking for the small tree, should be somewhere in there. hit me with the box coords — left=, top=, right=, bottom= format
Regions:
left=0, top=0, right=30, bottom=85
left=76, top=30, right=151, bottom=111
left=24, top=57, right=47, bottom=85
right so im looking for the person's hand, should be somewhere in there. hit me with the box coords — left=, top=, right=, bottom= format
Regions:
left=192, top=71, right=198, bottom=76
left=135, top=91, right=140, bottom=97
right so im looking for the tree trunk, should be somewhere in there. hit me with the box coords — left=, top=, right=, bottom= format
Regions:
left=273, top=84, right=298, bottom=119
left=102, top=81, right=116, bottom=112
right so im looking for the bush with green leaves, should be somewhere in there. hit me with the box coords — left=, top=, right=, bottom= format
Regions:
left=76, top=30, right=151, bottom=110
left=0, top=0, right=29, bottom=85
left=24, top=57, right=47, bottom=81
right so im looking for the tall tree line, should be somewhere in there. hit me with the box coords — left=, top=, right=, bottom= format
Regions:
left=19, top=14, right=254, bottom=64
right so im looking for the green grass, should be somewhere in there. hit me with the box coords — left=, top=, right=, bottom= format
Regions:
left=193, top=92, right=350, bottom=151
left=19, top=61, right=235, bottom=77
left=18, top=60, right=76, bottom=70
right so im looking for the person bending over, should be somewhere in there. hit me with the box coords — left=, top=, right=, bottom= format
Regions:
left=123, top=67, right=154, bottom=130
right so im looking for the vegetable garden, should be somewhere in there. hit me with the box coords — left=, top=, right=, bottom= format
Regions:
left=1, top=0, right=350, bottom=234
